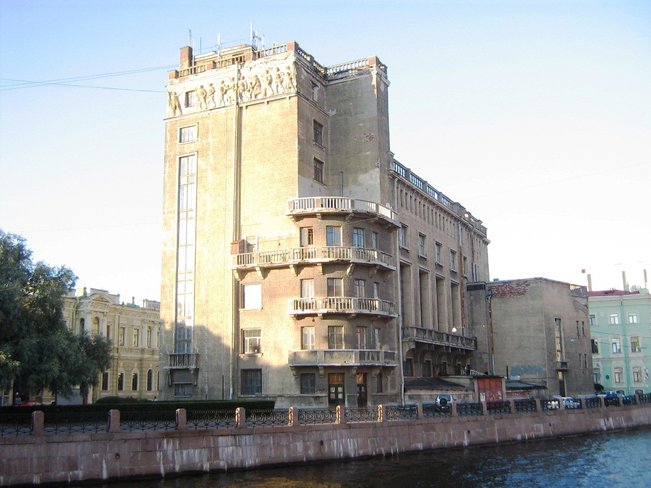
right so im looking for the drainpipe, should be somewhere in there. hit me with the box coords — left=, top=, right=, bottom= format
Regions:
left=394, top=176, right=405, bottom=405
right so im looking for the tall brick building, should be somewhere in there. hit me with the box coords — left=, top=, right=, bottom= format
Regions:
left=160, top=41, right=490, bottom=406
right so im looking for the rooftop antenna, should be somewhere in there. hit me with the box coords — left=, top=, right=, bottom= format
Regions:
left=250, top=22, right=264, bottom=49
left=216, top=33, right=222, bottom=55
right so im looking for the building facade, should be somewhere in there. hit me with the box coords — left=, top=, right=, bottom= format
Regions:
left=467, top=278, right=594, bottom=397
left=62, top=288, right=162, bottom=402
left=589, top=288, right=651, bottom=395
left=160, top=41, right=490, bottom=406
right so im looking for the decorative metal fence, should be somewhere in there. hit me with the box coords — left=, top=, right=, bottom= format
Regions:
left=487, top=401, right=511, bottom=415
left=44, top=411, right=107, bottom=436
left=457, top=403, right=483, bottom=417
left=344, top=407, right=378, bottom=423
left=514, top=399, right=537, bottom=413
left=0, top=413, right=31, bottom=437
left=385, top=404, right=418, bottom=421
left=422, top=403, right=451, bottom=419
left=246, top=409, right=290, bottom=427
left=120, top=411, right=177, bottom=432
left=187, top=409, right=237, bottom=430
left=298, top=408, right=337, bottom=425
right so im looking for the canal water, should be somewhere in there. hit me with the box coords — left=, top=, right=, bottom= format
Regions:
left=104, top=427, right=651, bottom=487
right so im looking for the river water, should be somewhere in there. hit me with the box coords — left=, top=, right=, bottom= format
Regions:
left=104, top=427, right=651, bottom=488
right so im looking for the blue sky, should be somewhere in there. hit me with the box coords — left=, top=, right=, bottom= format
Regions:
left=1, top=0, right=650, bottom=302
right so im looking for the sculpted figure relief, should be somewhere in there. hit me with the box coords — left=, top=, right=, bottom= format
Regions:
left=168, top=90, right=181, bottom=116
left=283, top=65, right=296, bottom=92
left=273, top=67, right=285, bottom=94
left=206, top=83, right=216, bottom=108
left=197, top=85, right=208, bottom=109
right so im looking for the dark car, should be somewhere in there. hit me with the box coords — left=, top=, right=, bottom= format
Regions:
left=599, top=391, right=619, bottom=406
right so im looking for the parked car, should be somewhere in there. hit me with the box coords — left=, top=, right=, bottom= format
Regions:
left=553, top=396, right=581, bottom=409
left=598, top=391, right=619, bottom=406
left=433, top=394, right=456, bottom=412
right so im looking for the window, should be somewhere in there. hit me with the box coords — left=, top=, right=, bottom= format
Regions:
left=582, top=321, right=585, bottom=337
left=449, top=250, right=457, bottom=271
left=609, top=313, right=620, bottom=325
left=310, top=81, right=319, bottom=101
left=313, top=120, right=323, bottom=146
left=376, top=372, right=383, bottom=393
left=462, top=256, right=468, bottom=276
left=593, top=368, right=601, bottom=384
left=179, top=125, right=197, bottom=143
left=374, top=328, right=381, bottom=349
left=327, top=278, right=343, bottom=297
left=399, top=225, right=408, bottom=248
left=353, top=227, right=365, bottom=248
left=614, top=367, right=623, bottom=384
left=185, top=90, right=196, bottom=108
left=591, top=339, right=599, bottom=354
left=174, top=384, right=193, bottom=397
left=435, top=242, right=442, bottom=264
left=612, top=338, right=621, bottom=353
left=589, top=314, right=596, bottom=326
left=328, top=325, right=344, bottom=349
left=118, top=327, right=125, bottom=346
left=147, top=327, right=152, bottom=348
left=131, top=372, right=138, bottom=391
left=242, top=329, right=262, bottom=354
left=633, top=367, right=642, bottom=383
left=326, top=226, right=341, bottom=246
left=79, top=318, right=85, bottom=334
left=300, top=227, right=314, bottom=246
left=300, top=373, right=316, bottom=394
left=372, top=282, right=380, bottom=298
left=371, top=231, right=378, bottom=249
left=133, top=328, right=140, bottom=348
left=242, top=283, right=262, bottom=309
left=300, top=279, right=314, bottom=299
left=631, top=336, right=641, bottom=353
left=101, top=372, right=109, bottom=391
left=106, top=324, right=111, bottom=341
left=403, top=358, right=414, bottom=377
left=147, top=369, right=153, bottom=391
left=313, top=158, right=324, bottom=183
left=301, top=326, right=315, bottom=350
left=628, top=312, right=639, bottom=324
left=418, top=234, right=426, bottom=257
left=576, top=321, right=580, bottom=337
left=354, top=279, right=366, bottom=298
left=117, top=372, right=124, bottom=391
left=356, top=326, right=367, bottom=349
left=241, top=369, right=262, bottom=395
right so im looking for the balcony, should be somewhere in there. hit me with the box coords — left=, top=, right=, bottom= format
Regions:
left=288, top=349, right=397, bottom=368
left=166, top=353, right=199, bottom=370
left=289, top=297, right=397, bottom=318
left=233, top=246, right=396, bottom=271
left=402, top=326, right=476, bottom=351
left=556, top=360, right=569, bottom=371
left=287, top=197, right=399, bottom=227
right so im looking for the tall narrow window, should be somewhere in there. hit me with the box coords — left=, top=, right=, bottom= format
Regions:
left=185, top=91, right=196, bottom=108
left=326, top=226, right=341, bottom=246
left=300, top=227, right=314, bottom=246
left=328, top=325, right=344, bottom=349
left=118, top=327, right=125, bottom=346
left=356, top=326, right=367, bottom=349
left=450, top=250, right=457, bottom=271
left=300, top=373, right=316, bottom=394
left=371, top=231, right=378, bottom=249
left=353, top=228, right=365, bottom=248
left=399, top=225, right=408, bottom=248
left=354, top=279, right=366, bottom=298
left=418, top=234, right=426, bottom=257
left=313, top=158, right=324, bottom=183
left=101, top=372, right=109, bottom=391
left=131, top=372, right=138, bottom=391
left=631, top=336, right=640, bottom=353
left=313, top=120, right=323, bottom=146
left=241, top=369, right=262, bottom=395
left=301, top=279, right=314, bottom=299
left=612, top=337, right=621, bottom=353
left=117, top=373, right=124, bottom=391
left=301, top=326, right=315, bottom=350
left=132, top=329, right=140, bottom=348
left=435, top=242, right=442, bottom=264
left=554, top=318, right=564, bottom=361
left=147, top=369, right=153, bottom=391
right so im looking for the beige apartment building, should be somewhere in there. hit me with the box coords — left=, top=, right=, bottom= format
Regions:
left=62, top=288, right=162, bottom=403
left=160, top=41, right=490, bottom=407
left=467, top=278, right=594, bottom=396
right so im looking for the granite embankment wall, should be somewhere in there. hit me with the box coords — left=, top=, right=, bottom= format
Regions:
left=2, top=402, right=651, bottom=486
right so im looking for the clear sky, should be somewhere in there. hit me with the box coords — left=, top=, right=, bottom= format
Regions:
left=1, top=0, right=649, bottom=303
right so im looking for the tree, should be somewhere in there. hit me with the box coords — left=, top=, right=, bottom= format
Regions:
left=0, top=230, right=112, bottom=401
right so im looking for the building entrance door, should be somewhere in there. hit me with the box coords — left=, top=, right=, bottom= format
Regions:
left=356, top=373, right=367, bottom=407
left=328, top=373, right=345, bottom=407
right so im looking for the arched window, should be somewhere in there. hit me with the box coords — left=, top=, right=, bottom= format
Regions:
left=131, top=372, right=138, bottom=391
left=79, top=318, right=85, bottom=334
left=117, top=372, right=124, bottom=391
left=147, top=369, right=153, bottom=391
left=93, top=317, right=100, bottom=335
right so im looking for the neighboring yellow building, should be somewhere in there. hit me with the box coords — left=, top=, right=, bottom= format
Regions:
left=62, top=288, right=161, bottom=403
left=161, top=41, right=490, bottom=407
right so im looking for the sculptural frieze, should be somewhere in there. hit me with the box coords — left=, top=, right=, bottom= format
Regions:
left=167, top=61, right=298, bottom=117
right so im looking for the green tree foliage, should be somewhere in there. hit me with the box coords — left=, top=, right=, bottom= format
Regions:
left=0, top=230, right=112, bottom=400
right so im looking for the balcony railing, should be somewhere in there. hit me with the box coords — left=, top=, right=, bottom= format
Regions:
left=289, top=297, right=397, bottom=317
left=288, top=349, right=397, bottom=367
left=402, top=326, right=476, bottom=351
left=167, top=353, right=199, bottom=369
left=233, top=246, right=396, bottom=270
left=287, top=197, right=399, bottom=226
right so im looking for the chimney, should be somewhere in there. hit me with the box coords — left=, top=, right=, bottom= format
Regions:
left=180, top=46, right=193, bottom=69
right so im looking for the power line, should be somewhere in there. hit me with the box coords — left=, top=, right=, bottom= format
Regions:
left=0, top=79, right=165, bottom=93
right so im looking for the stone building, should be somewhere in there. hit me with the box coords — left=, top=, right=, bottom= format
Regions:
left=467, top=278, right=594, bottom=396
left=160, top=41, right=490, bottom=406
left=589, top=288, right=651, bottom=395
left=62, top=288, right=162, bottom=403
